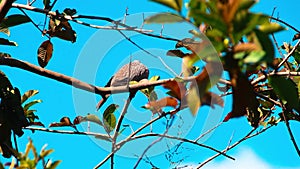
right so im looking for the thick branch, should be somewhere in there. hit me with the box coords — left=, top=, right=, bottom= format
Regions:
left=0, top=0, right=14, bottom=22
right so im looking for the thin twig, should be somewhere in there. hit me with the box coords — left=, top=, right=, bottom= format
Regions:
left=24, top=126, right=111, bottom=139
left=196, top=126, right=272, bottom=168
left=18, top=8, right=50, bottom=38
left=131, top=133, right=235, bottom=160
left=276, top=39, right=300, bottom=71
left=133, top=129, right=169, bottom=169
left=117, top=30, right=179, bottom=77
left=93, top=111, right=172, bottom=169
left=195, top=122, right=223, bottom=142
left=281, top=110, right=300, bottom=156
left=270, top=16, right=300, bottom=33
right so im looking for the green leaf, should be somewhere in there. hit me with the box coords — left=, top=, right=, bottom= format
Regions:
left=21, top=90, right=39, bottom=104
left=187, top=85, right=200, bottom=115
left=94, top=135, right=111, bottom=141
left=243, top=50, right=266, bottom=64
left=0, top=14, right=30, bottom=28
left=269, top=76, right=300, bottom=111
left=103, top=104, right=119, bottom=132
left=248, top=29, right=275, bottom=64
left=23, top=99, right=42, bottom=111
left=80, top=114, right=103, bottom=126
left=259, top=22, right=286, bottom=34
left=0, top=38, right=17, bottom=46
left=144, top=12, right=185, bottom=24
left=150, top=0, right=183, bottom=12
left=238, top=0, right=257, bottom=11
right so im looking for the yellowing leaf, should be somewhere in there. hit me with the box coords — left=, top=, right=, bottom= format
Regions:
left=145, top=12, right=184, bottom=24
left=37, top=40, right=53, bottom=68
left=150, top=0, right=183, bottom=12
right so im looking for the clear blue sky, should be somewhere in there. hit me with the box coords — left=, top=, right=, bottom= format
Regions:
left=1, top=0, right=300, bottom=168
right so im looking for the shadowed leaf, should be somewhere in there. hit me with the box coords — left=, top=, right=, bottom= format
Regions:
left=49, top=117, right=73, bottom=127
left=37, top=40, right=53, bottom=68
left=0, top=38, right=17, bottom=46
left=0, top=14, right=30, bottom=28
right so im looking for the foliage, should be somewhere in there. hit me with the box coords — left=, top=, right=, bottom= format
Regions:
left=0, top=0, right=300, bottom=168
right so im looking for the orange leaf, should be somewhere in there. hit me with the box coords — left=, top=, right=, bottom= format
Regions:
left=162, top=81, right=187, bottom=101
left=145, top=97, right=178, bottom=114
left=37, top=40, right=53, bottom=68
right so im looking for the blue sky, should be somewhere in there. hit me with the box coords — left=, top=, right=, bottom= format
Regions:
left=1, top=0, right=300, bottom=168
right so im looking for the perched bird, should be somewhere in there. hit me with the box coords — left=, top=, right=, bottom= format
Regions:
left=96, top=60, right=149, bottom=110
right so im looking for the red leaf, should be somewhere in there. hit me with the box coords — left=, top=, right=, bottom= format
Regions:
left=145, top=97, right=178, bottom=114
left=49, top=117, right=73, bottom=127
left=162, top=81, right=187, bottom=101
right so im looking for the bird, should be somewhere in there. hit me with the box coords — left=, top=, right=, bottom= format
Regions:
left=96, top=60, right=149, bottom=110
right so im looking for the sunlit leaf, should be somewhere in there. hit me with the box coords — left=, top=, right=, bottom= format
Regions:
left=0, top=27, right=10, bottom=36
left=243, top=51, right=266, bottom=64
left=145, top=12, right=184, bottom=24
left=0, top=38, right=17, bottom=46
left=234, top=43, right=259, bottom=53
left=21, top=90, right=39, bottom=104
left=37, top=40, right=53, bottom=68
left=46, top=160, right=62, bottom=169
left=150, top=0, right=183, bottom=12
left=187, top=85, right=200, bottom=115
left=103, top=104, right=119, bottom=132
left=258, top=22, right=285, bottom=34
left=23, top=99, right=42, bottom=111
left=73, top=114, right=103, bottom=126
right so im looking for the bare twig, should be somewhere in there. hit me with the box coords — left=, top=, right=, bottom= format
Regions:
left=276, top=39, right=300, bottom=70
left=270, top=16, right=300, bottom=33
left=195, top=122, right=223, bottom=142
left=133, top=129, right=169, bottom=169
left=18, top=8, right=50, bottom=38
left=94, top=111, right=172, bottom=169
left=131, top=133, right=235, bottom=160
left=281, top=110, right=300, bottom=156
left=24, top=126, right=111, bottom=139
left=196, top=126, right=272, bottom=168
left=117, top=30, right=179, bottom=77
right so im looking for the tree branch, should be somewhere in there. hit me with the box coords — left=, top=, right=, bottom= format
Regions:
left=131, top=133, right=235, bottom=160
left=196, top=126, right=272, bottom=168
left=24, top=126, right=111, bottom=140
left=0, top=0, right=14, bottom=22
